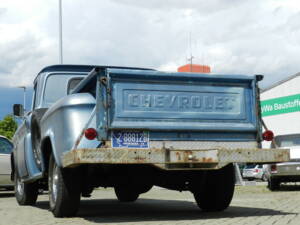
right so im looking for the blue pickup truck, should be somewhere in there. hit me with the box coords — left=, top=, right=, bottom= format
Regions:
left=11, top=64, right=289, bottom=217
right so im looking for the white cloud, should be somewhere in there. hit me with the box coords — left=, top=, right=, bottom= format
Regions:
left=110, top=0, right=245, bottom=13
left=0, top=0, right=300, bottom=88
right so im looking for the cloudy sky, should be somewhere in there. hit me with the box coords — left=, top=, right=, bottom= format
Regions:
left=1, top=0, right=300, bottom=90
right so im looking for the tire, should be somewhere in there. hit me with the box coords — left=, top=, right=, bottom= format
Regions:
left=193, top=163, right=235, bottom=212
left=267, top=178, right=280, bottom=191
left=14, top=169, right=38, bottom=205
left=48, top=155, right=82, bottom=217
left=114, top=186, right=139, bottom=202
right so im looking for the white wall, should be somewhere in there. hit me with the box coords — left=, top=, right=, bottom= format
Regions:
left=262, top=76, right=300, bottom=100
left=261, top=75, right=300, bottom=139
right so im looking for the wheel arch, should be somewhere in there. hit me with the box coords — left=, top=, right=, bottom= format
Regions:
left=40, top=135, right=60, bottom=176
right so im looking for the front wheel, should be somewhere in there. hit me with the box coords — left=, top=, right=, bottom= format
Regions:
left=14, top=169, right=38, bottom=205
left=48, top=155, right=82, bottom=217
left=192, top=163, right=235, bottom=212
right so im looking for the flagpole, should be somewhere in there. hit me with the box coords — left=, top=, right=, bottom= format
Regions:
left=59, top=0, right=63, bottom=64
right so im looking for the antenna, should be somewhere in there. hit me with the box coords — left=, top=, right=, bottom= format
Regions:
left=187, top=32, right=194, bottom=72
left=179, top=32, right=211, bottom=73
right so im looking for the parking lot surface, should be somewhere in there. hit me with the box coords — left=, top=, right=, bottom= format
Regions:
left=1, top=183, right=300, bottom=225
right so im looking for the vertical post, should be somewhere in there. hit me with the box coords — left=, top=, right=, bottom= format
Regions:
left=59, top=0, right=63, bottom=64
left=234, top=163, right=245, bottom=186
left=23, top=87, right=26, bottom=112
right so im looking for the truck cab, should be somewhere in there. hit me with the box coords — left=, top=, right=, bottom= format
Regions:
left=12, top=65, right=93, bottom=183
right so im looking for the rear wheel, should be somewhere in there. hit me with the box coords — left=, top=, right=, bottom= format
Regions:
left=14, top=169, right=38, bottom=205
left=48, top=155, right=82, bottom=217
left=114, top=186, right=139, bottom=202
left=192, top=163, right=235, bottom=212
left=267, top=178, right=280, bottom=191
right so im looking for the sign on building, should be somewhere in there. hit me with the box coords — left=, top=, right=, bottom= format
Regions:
left=261, top=94, right=300, bottom=117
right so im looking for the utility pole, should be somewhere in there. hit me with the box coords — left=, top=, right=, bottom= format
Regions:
left=59, top=0, right=63, bottom=64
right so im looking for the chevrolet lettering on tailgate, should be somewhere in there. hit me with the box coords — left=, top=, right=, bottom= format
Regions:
left=126, top=91, right=238, bottom=112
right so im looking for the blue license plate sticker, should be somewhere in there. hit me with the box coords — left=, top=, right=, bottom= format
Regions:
left=111, top=131, right=149, bottom=148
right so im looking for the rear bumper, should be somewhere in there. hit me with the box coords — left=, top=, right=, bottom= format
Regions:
left=62, top=147, right=290, bottom=170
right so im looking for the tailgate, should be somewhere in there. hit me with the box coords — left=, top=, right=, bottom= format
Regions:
left=97, top=69, right=259, bottom=141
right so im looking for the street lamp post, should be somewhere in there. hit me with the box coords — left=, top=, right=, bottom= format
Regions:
left=17, top=86, right=26, bottom=113
left=59, top=0, right=63, bottom=64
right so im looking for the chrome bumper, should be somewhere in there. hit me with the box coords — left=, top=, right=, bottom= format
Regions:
left=62, top=147, right=290, bottom=170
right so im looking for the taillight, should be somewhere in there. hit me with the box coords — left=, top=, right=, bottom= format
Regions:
left=84, top=128, right=97, bottom=140
left=262, top=130, right=274, bottom=141
left=271, top=164, right=277, bottom=172
left=255, top=169, right=259, bottom=173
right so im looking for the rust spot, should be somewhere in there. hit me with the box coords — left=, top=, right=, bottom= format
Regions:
left=100, top=77, right=107, bottom=84
left=133, top=156, right=146, bottom=162
left=201, top=157, right=213, bottom=163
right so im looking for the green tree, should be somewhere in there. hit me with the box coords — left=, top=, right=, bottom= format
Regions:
left=0, top=115, right=18, bottom=140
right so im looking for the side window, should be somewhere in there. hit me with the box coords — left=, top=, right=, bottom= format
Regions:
left=43, top=74, right=85, bottom=107
left=0, top=138, right=13, bottom=154
left=43, top=75, right=68, bottom=106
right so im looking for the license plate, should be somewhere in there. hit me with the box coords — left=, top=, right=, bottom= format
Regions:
left=111, top=131, right=149, bottom=148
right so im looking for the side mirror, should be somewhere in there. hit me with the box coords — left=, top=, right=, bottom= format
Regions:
left=13, top=104, right=24, bottom=117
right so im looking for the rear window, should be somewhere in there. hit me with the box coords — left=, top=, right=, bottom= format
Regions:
left=0, top=137, right=13, bottom=154
left=275, top=134, right=300, bottom=147
left=67, top=78, right=83, bottom=94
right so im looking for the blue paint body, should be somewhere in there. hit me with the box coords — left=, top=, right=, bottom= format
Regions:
left=12, top=64, right=262, bottom=183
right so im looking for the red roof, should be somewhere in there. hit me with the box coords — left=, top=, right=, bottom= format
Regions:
left=178, top=64, right=211, bottom=73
